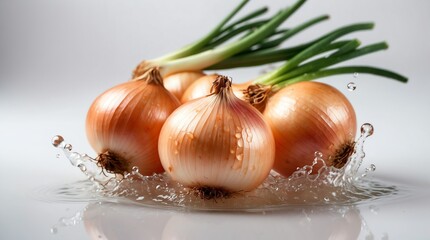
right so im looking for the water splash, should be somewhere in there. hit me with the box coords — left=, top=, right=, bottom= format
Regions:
left=50, top=207, right=86, bottom=235
left=49, top=123, right=400, bottom=211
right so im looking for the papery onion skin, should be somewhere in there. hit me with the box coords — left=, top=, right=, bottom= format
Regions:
left=159, top=76, right=275, bottom=193
left=86, top=69, right=180, bottom=175
left=180, top=74, right=219, bottom=103
left=181, top=74, right=251, bottom=103
left=163, top=71, right=206, bottom=100
left=263, top=81, right=357, bottom=177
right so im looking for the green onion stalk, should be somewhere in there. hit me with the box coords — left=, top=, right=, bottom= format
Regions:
left=210, top=22, right=408, bottom=112
left=132, top=0, right=317, bottom=78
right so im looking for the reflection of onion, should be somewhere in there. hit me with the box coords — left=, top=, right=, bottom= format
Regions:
left=161, top=206, right=362, bottom=240
left=83, top=202, right=170, bottom=240
left=81, top=203, right=362, bottom=240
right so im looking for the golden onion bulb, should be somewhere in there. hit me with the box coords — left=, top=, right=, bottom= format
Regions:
left=86, top=68, right=180, bottom=175
left=163, top=71, right=206, bottom=100
left=159, top=76, right=275, bottom=197
left=181, top=74, right=251, bottom=103
left=180, top=74, right=219, bottom=103
left=263, top=81, right=357, bottom=177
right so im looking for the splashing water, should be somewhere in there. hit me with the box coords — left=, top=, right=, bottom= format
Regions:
left=48, top=123, right=401, bottom=211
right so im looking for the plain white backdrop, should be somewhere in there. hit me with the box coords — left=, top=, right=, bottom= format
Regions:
left=1, top=0, right=430, bottom=239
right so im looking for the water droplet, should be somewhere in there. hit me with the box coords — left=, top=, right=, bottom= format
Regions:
left=353, top=72, right=359, bottom=78
left=369, top=164, right=376, bottom=171
left=56, top=153, right=61, bottom=158
left=78, top=164, right=87, bottom=172
left=50, top=227, right=58, bottom=234
left=324, top=197, right=330, bottom=202
left=51, top=135, right=64, bottom=147
left=361, top=123, right=374, bottom=137
left=314, top=151, right=323, bottom=158
left=236, top=153, right=243, bottom=161
left=347, top=82, right=356, bottom=91
left=136, top=196, right=145, bottom=201
left=64, top=143, right=72, bottom=151
left=235, top=133, right=242, bottom=139
left=237, top=139, right=244, bottom=148
left=186, top=132, right=194, bottom=140
left=132, top=166, right=139, bottom=174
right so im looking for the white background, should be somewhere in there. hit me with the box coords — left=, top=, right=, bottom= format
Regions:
left=1, top=0, right=430, bottom=239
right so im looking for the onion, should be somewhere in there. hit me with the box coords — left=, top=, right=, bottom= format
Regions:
left=158, top=75, right=275, bottom=198
left=161, top=71, right=206, bottom=100
left=180, top=74, right=219, bottom=103
left=263, top=81, right=357, bottom=177
left=181, top=74, right=250, bottom=103
left=86, top=68, right=180, bottom=175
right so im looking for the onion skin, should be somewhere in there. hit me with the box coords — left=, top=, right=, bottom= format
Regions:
left=180, top=74, right=219, bottom=103
left=263, top=81, right=357, bottom=177
left=86, top=69, right=180, bottom=175
left=132, top=60, right=151, bottom=79
left=163, top=71, right=206, bottom=100
left=181, top=74, right=252, bottom=103
left=159, top=76, right=275, bottom=193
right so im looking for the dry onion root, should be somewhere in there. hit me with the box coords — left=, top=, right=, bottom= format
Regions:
left=158, top=76, right=275, bottom=199
left=86, top=68, right=180, bottom=176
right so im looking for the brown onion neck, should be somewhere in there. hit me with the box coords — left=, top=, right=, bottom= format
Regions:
left=132, top=60, right=154, bottom=79
left=133, top=67, right=164, bottom=86
left=243, top=84, right=273, bottom=112
left=330, top=140, right=356, bottom=168
left=210, top=75, right=232, bottom=95
left=96, top=151, right=130, bottom=175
